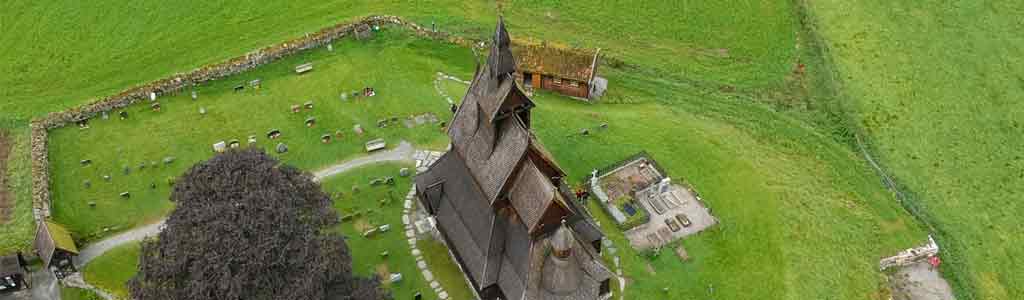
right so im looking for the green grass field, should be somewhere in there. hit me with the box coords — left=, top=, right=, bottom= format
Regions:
left=61, top=287, right=104, bottom=300
left=804, top=1, right=1024, bottom=298
left=2, top=0, right=1014, bottom=299
left=47, top=29, right=466, bottom=243
left=33, top=20, right=926, bottom=299
left=82, top=241, right=140, bottom=299
left=319, top=162, right=474, bottom=300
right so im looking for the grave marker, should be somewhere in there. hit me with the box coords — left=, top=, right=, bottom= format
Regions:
left=305, top=117, right=316, bottom=127
left=321, top=134, right=332, bottom=144
left=119, top=111, right=129, bottom=120
left=228, top=139, right=240, bottom=148
left=249, top=79, right=262, bottom=89
left=304, top=101, right=314, bottom=109
left=102, top=111, right=109, bottom=120
left=80, top=159, right=92, bottom=166
left=120, top=192, right=131, bottom=199
left=248, top=135, right=257, bottom=145
left=290, top=105, right=301, bottom=113
left=233, top=84, right=245, bottom=92
left=191, top=90, right=198, bottom=100
left=149, top=92, right=157, bottom=101
left=353, top=124, right=364, bottom=135
left=163, top=157, right=175, bottom=164
left=213, top=141, right=227, bottom=153
left=103, top=175, right=111, bottom=182
left=151, top=102, right=161, bottom=112
left=267, top=129, right=282, bottom=139
left=83, top=180, right=91, bottom=188
left=199, top=107, right=207, bottom=115
left=275, top=143, right=289, bottom=154
left=294, top=63, right=314, bottom=74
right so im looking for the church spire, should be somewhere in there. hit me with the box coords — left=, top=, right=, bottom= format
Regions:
left=487, top=17, right=516, bottom=78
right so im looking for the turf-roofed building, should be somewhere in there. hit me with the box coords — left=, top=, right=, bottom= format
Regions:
left=415, top=19, right=613, bottom=300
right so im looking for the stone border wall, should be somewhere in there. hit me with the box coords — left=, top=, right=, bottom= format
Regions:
left=28, top=15, right=482, bottom=223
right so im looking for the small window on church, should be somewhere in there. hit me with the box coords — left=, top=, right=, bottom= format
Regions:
left=569, top=80, right=579, bottom=87
left=553, top=77, right=562, bottom=85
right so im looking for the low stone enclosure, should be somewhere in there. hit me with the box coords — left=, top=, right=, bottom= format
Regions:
left=590, top=152, right=717, bottom=250
left=26, top=15, right=482, bottom=230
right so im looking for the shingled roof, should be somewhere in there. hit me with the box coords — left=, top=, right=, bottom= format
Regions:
left=512, top=39, right=599, bottom=83
left=416, top=18, right=610, bottom=300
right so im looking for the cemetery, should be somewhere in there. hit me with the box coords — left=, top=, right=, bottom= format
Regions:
left=590, top=154, right=717, bottom=251
left=0, top=8, right=961, bottom=300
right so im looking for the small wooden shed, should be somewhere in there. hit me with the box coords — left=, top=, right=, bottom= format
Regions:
left=34, top=221, right=79, bottom=279
left=512, top=40, right=601, bottom=99
left=0, top=253, right=30, bottom=292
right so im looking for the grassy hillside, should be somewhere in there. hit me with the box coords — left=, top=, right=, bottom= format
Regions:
left=804, top=1, right=1024, bottom=299
left=0, top=0, right=794, bottom=121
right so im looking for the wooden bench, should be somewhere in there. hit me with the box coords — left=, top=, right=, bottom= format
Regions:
left=294, top=63, right=314, bottom=74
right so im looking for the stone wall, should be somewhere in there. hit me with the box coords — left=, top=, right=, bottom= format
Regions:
left=880, top=235, right=940, bottom=270
left=27, top=15, right=482, bottom=223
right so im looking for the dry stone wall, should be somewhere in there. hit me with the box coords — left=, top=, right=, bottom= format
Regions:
left=28, top=15, right=481, bottom=222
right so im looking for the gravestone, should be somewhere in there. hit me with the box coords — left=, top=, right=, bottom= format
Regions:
left=399, top=168, right=411, bottom=177
left=191, top=90, right=198, bottom=100
left=228, top=139, right=240, bottom=148
left=365, top=138, right=386, bottom=152
left=213, top=141, right=227, bottom=153
left=389, top=273, right=402, bottom=284
left=379, top=224, right=391, bottom=232
left=380, top=251, right=389, bottom=258
left=370, top=178, right=384, bottom=186
left=119, top=111, right=128, bottom=120
left=102, top=111, right=109, bottom=120
left=353, top=124, right=364, bottom=135
left=150, top=182, right=157, bottom=190
left=351, top=185, right=360, bottom=193
left=377, top=119, right=387, bottom=128
left=83, top=180, right=91, bottom=188
left=233, top=84, right=245, bottom=92
left=103, top=175, right=111, bottom=182
left=321, top=134, right=332, bottom=144
left=580, top=128, right=590, bottom=136
left=163, top=157, right=175, bottom=164
left=304, top=101, right=314, bottom=109
left=600, top=123, right=609, bottom=129
left=335, top=130, right=344, bottom=138
left=149, top=92, right=157, bottom=101
left=385, top=177, right=395, bottom=185
left=199, top=107, right=207, bottom=115
left=291, top=105, right=301, bottom=113
left=138, top=162, right=147, bottom=170
left=327, top=43, right=333, bottom=51
left=248, top=135, right=257, bottom=145
left=250, top=79, right=261, bottom=89
left=275, top=143, right=289, bottom=154
left=151, top=102, right=161, bottom=112
left=120, top=192, right=131, bottom=199
left=305, top=117, right=316, bottom=127
left=88, top=201, right=96, bottom=208
left=340, top=93, right=348, bottom=101
left=267, top=129, right=282, bottom=139
left=80, top=159, right=91, bottom=166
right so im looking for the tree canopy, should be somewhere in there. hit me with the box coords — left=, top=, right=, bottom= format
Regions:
left=129, top=149, right=386, bottom=300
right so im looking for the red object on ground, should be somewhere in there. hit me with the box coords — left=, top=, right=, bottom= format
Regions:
left=928, top=255, right=941, bottom=268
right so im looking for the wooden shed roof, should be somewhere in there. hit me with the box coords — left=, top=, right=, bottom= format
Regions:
left=35, top=221, right=78, bottom=267
left=512, top=40, right=598, bottom=82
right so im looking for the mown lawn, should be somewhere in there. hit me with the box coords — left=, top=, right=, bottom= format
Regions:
left=82, top=241, right=140, bottom=299
left=61, top=287, right=104, bottom=300
left=0, top=124, right=35, bottom=254
left=804, top=1, right=1024, bottom=298
left=47, top=29, right=467, bottom=243
left=48, top=26, right=930, bottom=299
left=320, top=162, right=474, bottom=300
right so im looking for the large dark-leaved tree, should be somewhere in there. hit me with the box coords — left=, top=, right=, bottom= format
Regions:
left=129, top=149, right=387, bottom=300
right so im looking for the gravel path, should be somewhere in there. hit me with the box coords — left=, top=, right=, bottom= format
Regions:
left=312, top=141, right=414, bottom=181
left=27, top=141, right=421, bottom=300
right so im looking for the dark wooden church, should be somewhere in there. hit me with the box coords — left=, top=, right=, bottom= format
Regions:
left=415, top=19, right=613, bottom=300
